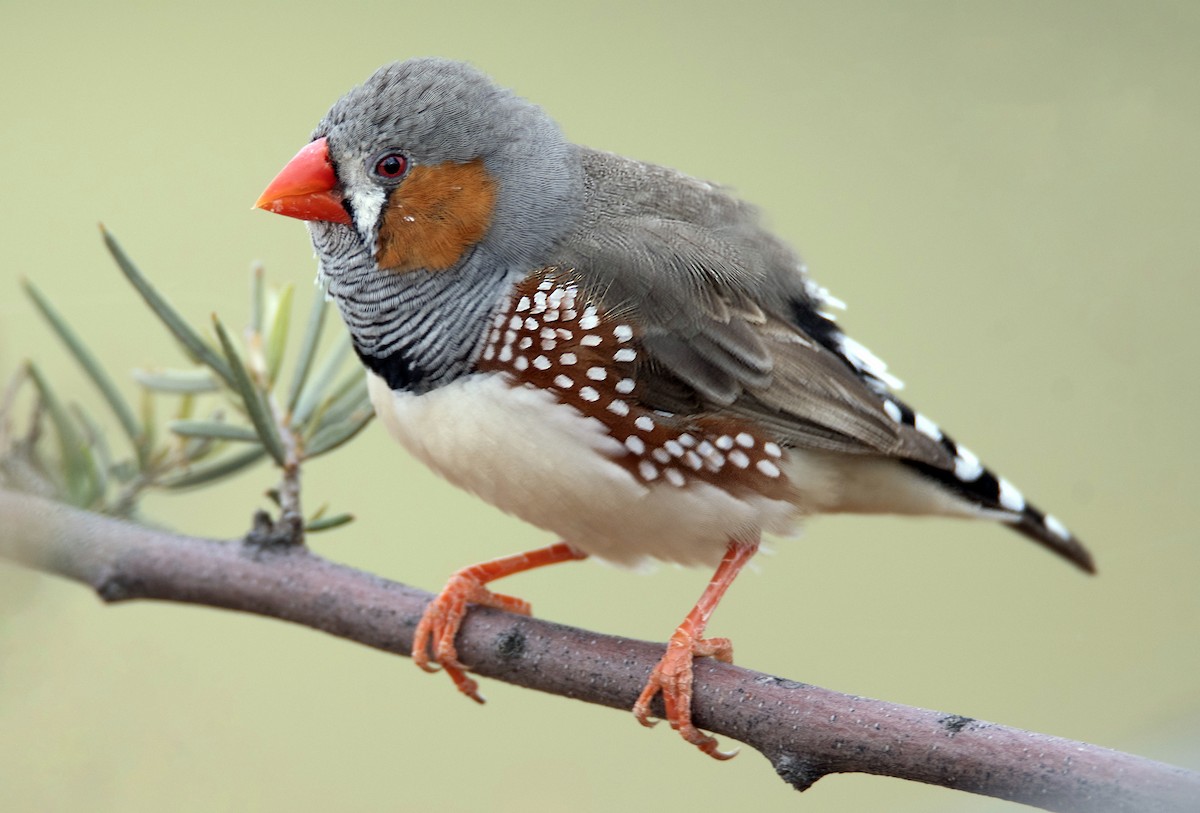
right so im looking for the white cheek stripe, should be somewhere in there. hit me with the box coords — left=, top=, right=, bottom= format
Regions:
left=349, top=186, right=387, bottom=245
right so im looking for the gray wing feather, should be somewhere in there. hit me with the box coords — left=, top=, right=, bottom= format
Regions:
left=557, top=148, right=953, bottom=469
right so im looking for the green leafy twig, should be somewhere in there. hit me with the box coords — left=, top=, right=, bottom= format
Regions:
left=2, top=228, right=373, bottom=537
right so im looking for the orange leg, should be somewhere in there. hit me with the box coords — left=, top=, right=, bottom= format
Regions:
left=413, top=542, right=587, bottom=702
left=633, top=539, right=758, bottom=759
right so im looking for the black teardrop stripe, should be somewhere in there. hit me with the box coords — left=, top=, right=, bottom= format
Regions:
left=355, top=346, right=430, bottom=393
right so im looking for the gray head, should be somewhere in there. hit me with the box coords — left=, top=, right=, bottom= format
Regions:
left=257, top=58, right=586, bottom=392
left=312, top=57, right=583, bottom=274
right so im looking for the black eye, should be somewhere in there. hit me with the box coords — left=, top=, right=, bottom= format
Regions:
left=373, top=153, right=408, bottom=179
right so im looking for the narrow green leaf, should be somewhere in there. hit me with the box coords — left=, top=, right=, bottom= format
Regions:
left=101, top=226, right=234, bottom=387
left=23, top=279, right=145, bottom=460
left=293, top=331, right=352, bottom=427
left=181, top=434, right=217, bottom=463
left=168, top=419, right=260, bottom=443
left=159, top=445, right=267, bottom=489
left=25, top=363, right=95, bottom=506
left=311, top=373, right=370, bottom=435
left=264, top=283, right=294, bottom=387
left=133, top=368, right=219, bottom=393
left=211, top=315, right=287, bottom=466
left=286, top=287, right=328, bottom=414
left=69, top=404, right=111, bottom=507
left=306, top=513, right=354, bottom=533
left=175, top=393, right=196, bottom=421
left=139, top=387, right=156, bottom=461
left=303, top=407, right=373, bottom=458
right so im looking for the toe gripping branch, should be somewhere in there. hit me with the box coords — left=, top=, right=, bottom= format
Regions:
left=634, top=539, right=759, bottom=759
left=412, top=537, right=758, bottom=761
left=412, top=542, right=587, bottom=701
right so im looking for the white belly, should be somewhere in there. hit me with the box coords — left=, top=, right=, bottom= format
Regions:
left=367, top=372, right=802, bottom=568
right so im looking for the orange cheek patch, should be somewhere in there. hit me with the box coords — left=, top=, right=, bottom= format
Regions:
left=376, top=159, right=498, bottom=273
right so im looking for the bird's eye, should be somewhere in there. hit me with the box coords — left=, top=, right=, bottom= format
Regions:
left=373, top=153, right=408, bottom=179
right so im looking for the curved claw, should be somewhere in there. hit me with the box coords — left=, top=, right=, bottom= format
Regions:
left=409, top=544, right=587, bottom=703
left=411, top=576, right=529, bottom=702
left=632, top=629, right=736, bottom=760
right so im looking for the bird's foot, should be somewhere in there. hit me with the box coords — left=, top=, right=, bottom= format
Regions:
left=411, top=543, right=587, bottom=703
left=633, top=628, right=738, bottom=760
left=412, top=571, right=532, bottom=703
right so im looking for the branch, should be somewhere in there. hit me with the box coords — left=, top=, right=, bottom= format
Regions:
left=1, top=487, right=1195, bottom=812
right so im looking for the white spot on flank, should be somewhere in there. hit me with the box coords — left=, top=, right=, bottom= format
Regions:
left=615, top=378, right=635, bottom=394
left=509, top=316, right=522, bottom=330
left=664, top=440, right=684, bottom=457
left=764, top=441, right=782, bottom=458
left=586, top=367, right=606, bottom=381
left=625, top=435, right=646, bottom=455
left=541, top=338, right=557, bottom=351
left=638, top=460, right=658, bottom=481
left=607, top=399, right=630, bottom=417
left=729, top=450, right=750, bottom=469
left=518, top=337, right=533, bottom=350
left=579, top=309, right=600, bottom=330
left=883, top=401, right=903, bottom=423
left=503, top=330, right=516, bottom=347
left=1044, top=514, right=1071, bottom=540
left=684, top=451, right=703, bottom=470
left=716, top=435, right=734, bottom=451
left=997, top=478, right=1026, bottom=513
left=954, top=445, right=984, bottom=481
left=524, top=317, right=539, bottom=331
left=532, top=355, right=551, bottom=371
left=498, top=345, right=513, bottom=363
left=537, top=279, right=553, bottom=292
left=560, top=352, right=577, bottom=366
left=516, top=296, right=530, bottom=312
left=514, top=356, right=529, bottom=371
left=482, top=346, right=495, bottom=361
left=756, top=460, right=782, bottom=478
left=613, top=348, right=637, bottom=363
left=555, top=328, right=573, bottom=340
left=579, top=386, right=599, bottom=402
left=614, top=325, right=634, bottom=342
left=581, top=334, right=602, bottom=347
left=634, top=415, right=655, bottom=432
left=652, top=448, right=671, bottom=464
left=553, top=374, right=574, bottom=390
left=735, top=432, right=755, bottom=448
left=664, top=468, right=685, bottom=487
left=697, top=441, right=716, bottom=458
left=914, top=412, right=943, bottom=441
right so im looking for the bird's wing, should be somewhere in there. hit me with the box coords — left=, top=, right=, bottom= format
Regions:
left=558, top=211, right=953, bottom=469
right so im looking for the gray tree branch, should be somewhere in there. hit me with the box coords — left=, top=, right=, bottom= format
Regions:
left=1, top=487, right=1196, bottom=812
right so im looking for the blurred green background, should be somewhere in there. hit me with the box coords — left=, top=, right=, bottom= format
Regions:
left=2, top=1, right=1197, bottom=810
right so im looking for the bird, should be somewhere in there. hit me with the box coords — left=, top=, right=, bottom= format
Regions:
left=254, top=57, right=1094, bottom=759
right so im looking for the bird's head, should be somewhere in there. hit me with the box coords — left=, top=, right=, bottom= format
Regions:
left=256, top=58, right=583, bottom=278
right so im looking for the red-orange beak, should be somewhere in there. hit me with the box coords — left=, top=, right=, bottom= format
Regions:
left=254, top=137, right=352, bottom=225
